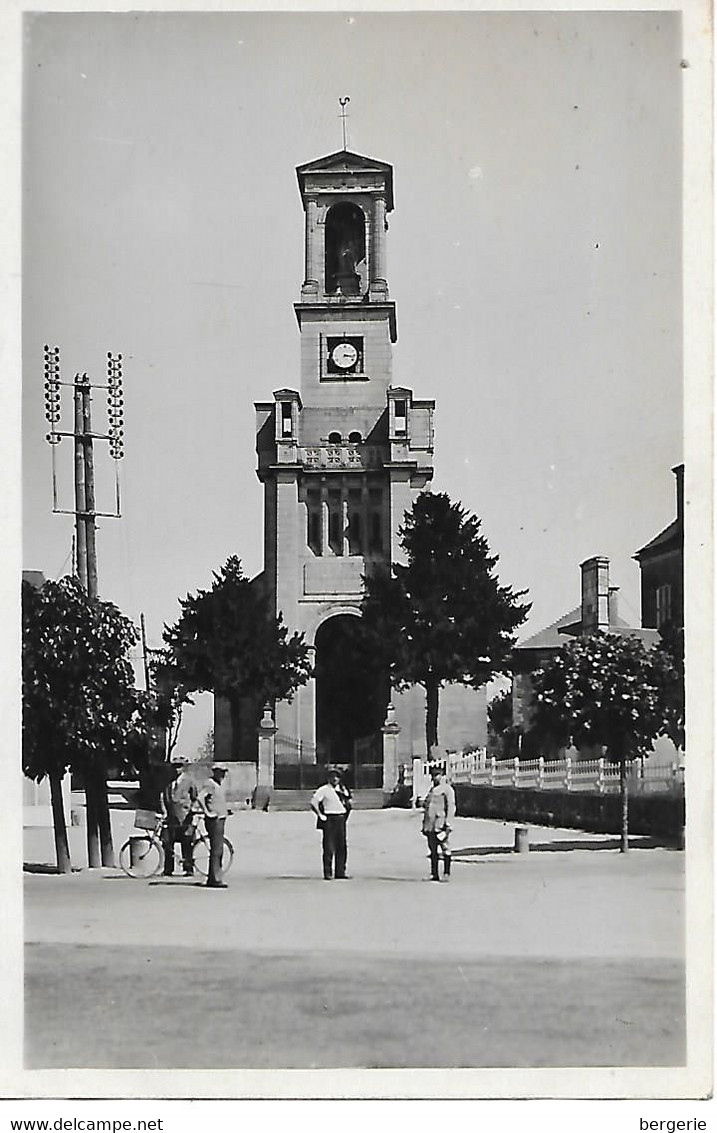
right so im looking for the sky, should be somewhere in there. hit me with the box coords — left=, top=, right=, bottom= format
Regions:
left=21, top=10, right=685, bottom=754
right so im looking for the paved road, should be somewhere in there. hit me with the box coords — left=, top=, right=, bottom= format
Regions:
left=24, top=808, right=685, bottom=1069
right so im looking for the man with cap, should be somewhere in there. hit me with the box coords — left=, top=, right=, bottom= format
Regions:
left=310, top=768, right=353, bottom=880
left=200, top=764, right=230, bottom=888
left=421, top=764, right=456, bottom=881
left=162, top=755, right=198, bottom=877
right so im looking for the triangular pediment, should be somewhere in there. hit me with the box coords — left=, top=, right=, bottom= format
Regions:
left=297, top=149, right=393, bottom=210
left=297, top=149, right=390, bottom=175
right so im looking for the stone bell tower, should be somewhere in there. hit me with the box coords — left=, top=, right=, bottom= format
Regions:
left=254, top=149, right=435, bottom=776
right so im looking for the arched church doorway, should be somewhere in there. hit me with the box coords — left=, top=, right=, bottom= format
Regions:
left=314, top=614, right=389, bottom=786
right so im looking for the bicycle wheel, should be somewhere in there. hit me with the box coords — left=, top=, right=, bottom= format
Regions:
left=118, top=835, right=164, bottom=878
left=192, top=835, right=234, bottom=877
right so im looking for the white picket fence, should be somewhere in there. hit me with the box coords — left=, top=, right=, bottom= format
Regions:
left=406, top=750, right=683, bottom=802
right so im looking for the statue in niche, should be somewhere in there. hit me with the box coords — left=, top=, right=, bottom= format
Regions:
left=335, top=226, right=361, bottom=296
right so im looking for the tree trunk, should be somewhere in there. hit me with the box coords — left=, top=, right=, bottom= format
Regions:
left=425, top=680, right=440, bottom=758
left=166, top=707, right=183, bottom=760
left=95, top=762, right=116, bottom=868
left=620, top=755, right=629, bottom=853
left=229, top=695, right=241, bottom=762
left=49, top=769, right=72, bottom=874
left=85, top=770, right=101, bottom=869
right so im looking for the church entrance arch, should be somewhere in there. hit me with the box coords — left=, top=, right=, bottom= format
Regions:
left=313, top=613, right=389, bottom=787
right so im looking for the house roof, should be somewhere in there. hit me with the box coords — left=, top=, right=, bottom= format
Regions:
left=515, top=607, right=582, bottom=651
left=633, top=518, right=683, bottom=561
left=515, top=607, right=660, bottom=652
left=296, top=150, right=394, bottom=211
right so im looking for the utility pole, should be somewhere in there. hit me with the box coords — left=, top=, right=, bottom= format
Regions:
left=81, top=374, right=99, bottom=601
left=73, top=379, right=88, bottom=591
left=44, top=347, right=125, bottom=868
left=140, top=612, right=151, bottom=693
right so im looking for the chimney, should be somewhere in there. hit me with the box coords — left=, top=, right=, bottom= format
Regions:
left=608, top=586, right=620, bottom=626
left=672, top=463, right=684, bottom=522
left=580, top=556, right=610, bottom=634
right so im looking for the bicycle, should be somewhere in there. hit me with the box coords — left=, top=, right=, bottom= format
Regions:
left=118, top=809, right=234, bottom=879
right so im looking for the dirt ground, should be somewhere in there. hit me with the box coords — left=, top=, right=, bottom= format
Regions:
left=24, top=808, right=685, bottom=1069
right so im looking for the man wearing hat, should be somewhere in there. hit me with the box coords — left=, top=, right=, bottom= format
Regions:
left=200, top=764, right=230, bottom=888
left=310, top=768, right=352, bottom=880
left=421, top=763, right=455, bottom=881
left=162, top=755, right=198, bottom=877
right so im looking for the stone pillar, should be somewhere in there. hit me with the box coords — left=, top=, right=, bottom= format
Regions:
left=256, top=703, right=277, bottom=804
left=307, top=198, right=320, bottom=283
left=321, top=486, right=329, bottom=555
left=370, top=196, right=387, bottom=294
left=382, top=702, right=401, bottom=803
left=341, top=494, right=349, bottom=557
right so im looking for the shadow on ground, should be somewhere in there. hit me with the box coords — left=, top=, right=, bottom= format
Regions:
left=22, top=863, right=85, bottom=875
left=453, top=836, right=663, bottom=857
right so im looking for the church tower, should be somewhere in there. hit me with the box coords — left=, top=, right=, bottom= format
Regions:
left=254, top=149, right=435, bottom=780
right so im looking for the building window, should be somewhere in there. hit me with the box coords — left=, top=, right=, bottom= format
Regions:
left=328, top=492, right=343, bottom=555
left=348, top=430, right=362, bottom=444
left=280, top=401, right=293, bottom=438
left=328, top=431, right=342, bottom=445
left=656, top=584, right=673, bottom=629
left=393, top=399, right=407, bottom=437
left=307, top=508, right=322, bottom=556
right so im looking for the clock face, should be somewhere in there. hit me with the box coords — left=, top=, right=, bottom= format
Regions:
left=325, top=335, right=363, bottom=378
left=330, top=341, right=359, bottom=370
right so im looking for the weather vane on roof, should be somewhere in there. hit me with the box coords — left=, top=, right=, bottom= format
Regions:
left=339, top=96, right=350, bottom=150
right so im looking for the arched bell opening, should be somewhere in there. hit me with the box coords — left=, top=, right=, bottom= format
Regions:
left=314, top=613, right=389, bottom=786
left=325, top=202, right=366, bottom=296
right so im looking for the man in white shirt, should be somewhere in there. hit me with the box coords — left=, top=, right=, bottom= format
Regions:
left=310, top=769, right=352, bottom=880
left=162, top=756, right=198, bottom=877
left=200, top=764, right=230, bottom=888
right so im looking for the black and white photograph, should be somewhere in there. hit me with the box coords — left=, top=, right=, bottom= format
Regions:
left=3, top=0, right=712, bottom=1108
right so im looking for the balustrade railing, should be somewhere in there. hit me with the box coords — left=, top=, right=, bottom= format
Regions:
left=300, top=444, right=385, bottom=470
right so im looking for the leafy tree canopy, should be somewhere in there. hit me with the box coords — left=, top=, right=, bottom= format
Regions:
left=654, top=622, right=685, bottom=751
left=163, top=556, right=313, bottom=712
left=361, top=492, right=530, bottom=751
left=22, top=576, right=145, bottom=783
left=487, top=688, right=513, bottom=737
left=531, top=632, right=682, bottom=761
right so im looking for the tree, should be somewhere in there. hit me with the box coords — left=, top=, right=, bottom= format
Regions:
left=148, top=650, right=195, bottom=760
left=361, top=492, right=531, bottom=755
left=530, top=632, right=682, bottom=852
left=163, top=557, right=313, bottom=760
left=22, top=576, right=146, bottom=872
left=487, top=688, right=516, bottom=758
left=655, top=622, right=685, bottom=751
left=197, top=729, right=215, bottom=761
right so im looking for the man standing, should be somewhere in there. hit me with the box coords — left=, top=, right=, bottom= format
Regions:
left=310, top=769, right=352, bottom=880
left=422, top=764, right=456, bottom=881
left=162, top=756, right=198, bottom=877
left=200, top=763, right=230, bottom=889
